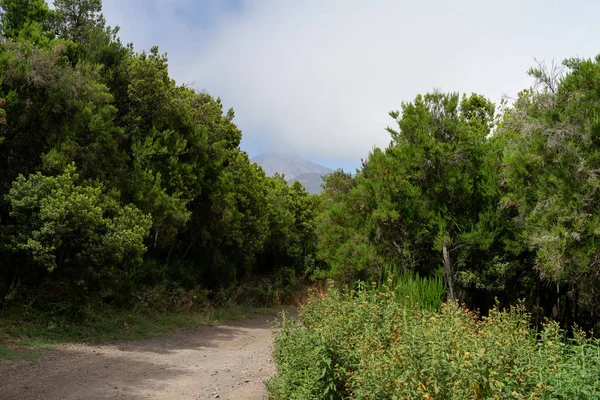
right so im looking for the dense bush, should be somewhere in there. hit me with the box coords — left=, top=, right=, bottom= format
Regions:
left=268, top=281, right=600, bottom=399
left=6, top=164, right=151, bottom=275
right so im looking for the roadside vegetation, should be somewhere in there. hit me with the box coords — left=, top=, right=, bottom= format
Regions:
left=268, top=281, right=600, bottom=399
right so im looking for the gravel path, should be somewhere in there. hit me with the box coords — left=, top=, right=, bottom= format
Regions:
left=0, top=315, right=279, bottom=400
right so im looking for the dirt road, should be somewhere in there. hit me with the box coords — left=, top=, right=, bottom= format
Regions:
left=0, top=315, right=279, bottom=400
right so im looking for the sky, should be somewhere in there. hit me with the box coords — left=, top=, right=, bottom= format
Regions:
left=100, top=0, right=600, bottom=172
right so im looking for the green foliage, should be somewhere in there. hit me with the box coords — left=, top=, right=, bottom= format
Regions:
left=0, top=0, right=318, bottom=312
left=376, top=270, right=446, bottom=311
left=6, top=164, right=151, bottom=273
left=494, top=56, right=600, bottom=317
left=53, top=0, right=104, bottom=43
left=316, top=92, right=499, bottom=301
left=0, top=0, right=53, bottom=41
left=315, top=170, right=382, bottom=283
left=269, top=285, right=600, bottom=399
left=314, top=57, right=600, bottom=325
left=0, top=37, right=128, bottom=192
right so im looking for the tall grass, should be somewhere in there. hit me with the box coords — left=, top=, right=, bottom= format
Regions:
left=376, top=267, right=445, bottom=311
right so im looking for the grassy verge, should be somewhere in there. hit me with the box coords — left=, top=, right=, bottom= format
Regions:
left=0, top=346, right=41, bottom=361
left=0, top=305, right=286, bottom=361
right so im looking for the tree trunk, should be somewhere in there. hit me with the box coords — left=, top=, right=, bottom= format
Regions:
left=153, top=227, right=160, bottom=249
left=574, top=286, right=580, bottom=327
left=183, top=231, right=202, bottom=261
left=165, top=241, right=176, bottom=265
left=442, top=241, right=456, bottom=302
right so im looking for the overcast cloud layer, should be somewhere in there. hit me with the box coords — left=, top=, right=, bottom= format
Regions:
left=101, top=0, right=600, bottom=170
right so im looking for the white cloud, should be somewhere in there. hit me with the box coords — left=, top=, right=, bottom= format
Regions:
left=101, top=0, right=600, bottom=169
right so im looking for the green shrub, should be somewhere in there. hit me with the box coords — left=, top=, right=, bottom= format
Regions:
left=268, top=282, right=600, bottom=399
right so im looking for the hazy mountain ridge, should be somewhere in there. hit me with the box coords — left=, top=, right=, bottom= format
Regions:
left=287, top=172, right=327, bottom=194
left=251, top=153, right=333, bottom=194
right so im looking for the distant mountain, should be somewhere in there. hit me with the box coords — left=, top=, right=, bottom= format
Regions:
left=287, top=172, right=327, bottom=194
left=252, top=153, right=333, bottom=194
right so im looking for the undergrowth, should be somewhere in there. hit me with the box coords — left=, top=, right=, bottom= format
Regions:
left=267, top=278, right=600, bottom=399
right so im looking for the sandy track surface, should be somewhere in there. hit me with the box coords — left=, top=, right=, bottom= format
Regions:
left=0, top=316, right=279, bottom=400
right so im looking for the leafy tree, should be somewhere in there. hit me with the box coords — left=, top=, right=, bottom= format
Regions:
left=316, top=93, right=497, bottom=299
left=496, top=56, right=600, bottom=322
left=52, top=0, right=103, bottom=43
left=315, top=169, right=384, bottom=283
left=286, top=180, right=318, bottom=273
left=5, top=164, right=151, bottom=294
left=0, top=39, right=127, bottom=195
left=0, top=0, right=53, bottom=40
left=194, top=152, right=271, bottom=285
left=258, top=177, right=318, bottom=278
